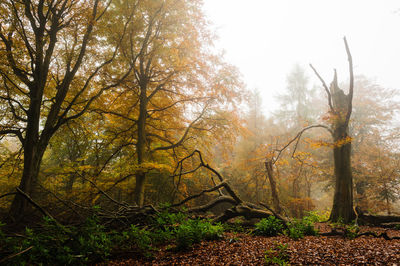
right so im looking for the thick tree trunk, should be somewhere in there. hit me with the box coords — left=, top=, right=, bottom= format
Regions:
left=9, top=139, right=50, bottom=221
left=9, top=157, right=40, bottom=221
left=9, top=95, right=43, bottom=221
left=329, top=127, right=355, bottom=223
left=309, top=38, right=358, bottom=224
left=134, top=83, right=148, bottom=206
left=327, top=48, right=355, bottom=223
left=3, top=0, right=114, bottom=221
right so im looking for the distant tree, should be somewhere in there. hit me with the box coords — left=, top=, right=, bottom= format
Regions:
left=275, top=64, right=317, bottom=130
left=350, top=76, right=400, bottom=213
left=274, top=64, right=320, bottom=217
left=235, top=89, right=269, bottom=202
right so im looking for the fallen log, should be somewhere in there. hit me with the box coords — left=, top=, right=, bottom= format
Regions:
left=320, top=229, right=400, bottom=240
left=214, top=204, right=274, bottom=223
left=356, top=206, right=400, bottom=226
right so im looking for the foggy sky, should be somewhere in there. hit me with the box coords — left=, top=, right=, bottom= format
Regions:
left=202, top=0, right=400, bottom=114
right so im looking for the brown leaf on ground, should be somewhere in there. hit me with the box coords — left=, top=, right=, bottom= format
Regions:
left=103, top=224, right=400, bottom=265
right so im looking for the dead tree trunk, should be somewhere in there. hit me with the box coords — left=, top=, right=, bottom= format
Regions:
left=310, top=37, right=356, bottom=223
left=330, top=123, right=354, bottom=223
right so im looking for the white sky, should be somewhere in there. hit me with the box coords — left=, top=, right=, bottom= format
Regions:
left=202, top=0, right=400, bottom=114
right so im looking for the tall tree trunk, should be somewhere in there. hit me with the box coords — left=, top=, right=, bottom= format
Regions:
left=330, top=126, right=355, bottom=222
left=3, top=0, right=117, bottom=220
left=328, top=68, right=355, bottom=223
left=9, top=136, right=51, bottom=221
left=9, top=94, right=43, bottom=221
left=9, top=150, right=41, bottom=221
left=134, top=83, right=148, bottom=206
left=310, top=37, right=355, bottom=223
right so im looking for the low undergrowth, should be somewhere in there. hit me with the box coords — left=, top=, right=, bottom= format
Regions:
left=0, top=209, right=224, bottom=265
left=254, top=212, right=320, bottom=240
left=0, top=216, right=114, bottom=265
left=254, top=216, right=284, bottom=237
left=286, top=217, right=319, bottom=240
left=0, top=209, right=332, bottom=265
left=331, top=218, right=360, bottom=239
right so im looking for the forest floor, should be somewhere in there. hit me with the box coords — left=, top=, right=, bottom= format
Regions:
left=104, top=223, right=400, bottom=265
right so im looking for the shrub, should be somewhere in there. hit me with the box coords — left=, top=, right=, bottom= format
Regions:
left=286, top=217, right=318, bottom=240
left=75, top=215, right=113, bottom=261
left=23, top=218, right=86, bottom=264
left=153, top=210, right=224, bottom=250
left=151, top=211, right=188, bottom=243
left=1, top=216, right=114, bottom=265
left=155, top=211, right=187, bottom=229
left=344, top=223, right=359, bottom=239
left=331, top=219, right=359, bottom=239
left=119, top=225, right=154, bottom=258
left=1, top=210, right=227, bottom=264
left=286, top=225, right=303, bottom=241
left=174, top=219, right=224, bottom=250
left=254, top=216, right=284, bottom=237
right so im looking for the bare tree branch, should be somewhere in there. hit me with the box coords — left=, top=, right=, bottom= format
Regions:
left=309, top=64, right=334, bottom=112
left=344, top=36, right=354, bottom=126
left=170, top=181, right=228, bottom=208
left=75, top=172, right=128, bottom=207
left=172, top=150, right=242, bottom=203
left=188, top=196, right=237, bottom=213
left=0, top=129, right=24, bottom=144
left=273, top=124, right=332, bottom=164
left=152, top=103, right=209, bottom=152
